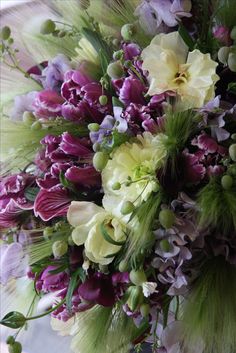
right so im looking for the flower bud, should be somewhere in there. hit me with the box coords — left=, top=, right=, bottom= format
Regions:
left=130, top=269, right=147, bottom=286
left=128, top=286, right=144, bottom=311
left=113, top=50, right=123, bottom=61
left=43, top=226, right=53, bottom=240
left=221, top=175, right=233, bottom=190
left=107, top=61, right=124, bottom=79
left=160, top=239, right=171, bottom=252
left=230, top=26, right=236, bottom=41
left=6, top=337, right=15, bottom=345
left=92, top=142, right=101, bottom=152
left=159, top=209, right=175, bottom=229
left=40, top=19, right=56, bottom=35
left=229, top=143, right=236, bottom=161
left=93, top=152, right=109, bottom=171
left=121, top=201, right=135, bottom=215
left=52, top=240, right=68, bottom=258
left=231, top=133, right=236, bottom=140
left=8, top=341, right=22, bottom=353
left=0, top=312, right=26, bottom=329
left=58, top=30, right=66, bottom=38
left=99, top=95, right=108, bottom=106
left=218, top=46, right=230, bottom=64
left=1, top=26, right=11, bottom=40
left=118, top=259, right=128, bottom=272
left=68, top=235, right=75, bottom=246
left=140, top=303, right=150, bottom=317
left=112, top=182, right=121, bottom=190
left=23, top=111, right=35, bottom=125
left=31, top=121, right=42, bottom=130
left=228, top=52, right=236, bottom=72
left=88, top=123, right=100, bottom=132
left=121, top=23, right=136, bottom=41
left=228, top=164, right=236, bottom=176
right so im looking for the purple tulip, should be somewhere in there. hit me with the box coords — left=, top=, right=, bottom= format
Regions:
left=36, top=265, right=69, bottom=293
left=113, top=76, right=147, bottom=106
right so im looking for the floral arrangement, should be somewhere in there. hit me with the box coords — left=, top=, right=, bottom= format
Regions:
left=0, top=1, right=236, bottom=353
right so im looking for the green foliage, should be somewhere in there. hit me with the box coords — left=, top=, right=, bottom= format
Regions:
left=183, top=256, right=236, bottom=353
left=214, top=0, right=236, bottom=28
left=66, top=268, right=85, bottom=313
left=70, top=305, right=147, bottom=353
left=197, top=177, right=236, bottom=234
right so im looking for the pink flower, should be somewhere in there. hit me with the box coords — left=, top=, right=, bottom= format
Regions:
left=213, top=25, right=232, bottom=46
left=33, top=90, right=64, bottom=119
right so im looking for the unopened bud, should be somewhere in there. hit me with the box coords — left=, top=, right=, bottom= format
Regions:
left=107, top=61, right=124, bottom=79
left=52, top=240, right=68, bottom=258
left=8, top=341, right=22, bottom=353
left=228, top=52, right=236, bottom=72
left=40, top=19, right=56, bottom=35
left=121, top=23, right=136, bottom=41
left=93, top=152, right=109, bottom=171
left=130, top=269, right=147, bottom=286
left=23, top=111, right=35, bottom=125
left=99, top=95, right=108, bottom=106
left=121, top=201, right=135, bottom=215
left=88, top=123, right=100, bottom=132
left=1, top=26, right=11, bottom=40
left=218, top=46, right=230, bottom=64
left=229, top=143, right=236, bottom=161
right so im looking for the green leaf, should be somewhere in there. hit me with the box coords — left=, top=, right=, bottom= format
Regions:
left=100, top=222, right=126, bottom=246
left=0, top=312, right=26, bottom=329
left=99, top=49, right=109, bottom=75
left=111, top=130, right=129, bottom=149
left=178, top=22, right=195, bottom=51
left=66, top=268, right=85, bottom=313
left=24, top=187, right=39, bottom=202
left=112, top=96, right=124, bottom=108
left=228, top=82, right=236, bottom=94
left=81, top=27, right=112, bottom=60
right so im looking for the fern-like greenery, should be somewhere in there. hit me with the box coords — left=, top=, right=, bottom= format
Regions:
left=182, top=256, right=236, bottom=353
left=197, top=177, right=236, bottom=234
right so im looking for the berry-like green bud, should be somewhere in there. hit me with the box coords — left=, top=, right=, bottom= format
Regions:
left=8, top=38, right=14, bottom=45
left=58, top=30, right=66, bottom=38
left=52, top=240, right=68, bottom=258
left=88, top=123, right=100, bottom=132
left=93, top=152, right=109, bottom=171
left=112, top=182, right=121, bottom=190
left=1, top=26, right=11, bottom=40
left=159, top=209, right=175, bottom=229
left=128, top=286, right=144, bottom=311
left=23, top=111, right=35, bottom=125
left=68, top=235, right=75, bottom=246
left=140, top=303, right=150, bottom=317
left=228, top=52, right=236, bottom=72
left=107, top=61, right=124, bottom=79
left=93, top=142, right=101, bottom=152
left=121, top=23, right=136, bottom=41
left=231, top=133, right=236, bottom=140
left=230, top=26, right=236, bottom=41
left=99, top=95, right=108, bottom=106
left=229, top=143, right=236, bottom=161
left=218, top=46, right=230, bottom=64
left=40, top=19, right=56, bottom=35
left=228, top=164, right=236, bottom=176
left=43, top=227, right=54, bottom=239
left=8, top=342, right=22, bottom=353
left=121, top=201, right=135, bottom=215
left=221, top=175, right=233, bottom=190
left=6, top=337, right=15, bottom=345
left=160, top=239, right=171, bottom=252
left=118, top=259, right=128, bottom=272
left=113, top=50, right=123, bottom=61
left=124, top=60, right=132, bottom=69
left=130, top=269, right=147, bottom=286
left=31, top=121, right=42, bottom=130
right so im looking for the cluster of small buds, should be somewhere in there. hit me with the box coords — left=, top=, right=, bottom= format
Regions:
left=218, top=26, right=236, bottom=72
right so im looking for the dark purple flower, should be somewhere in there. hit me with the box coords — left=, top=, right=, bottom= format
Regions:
left=0, top=173, right=35, bottom=228
left=34, top=185, right=71, bottom=221
left=59, top=132, right=91, bottom=156
left=33, top=90, right=64, bottom=119
left=78, top=272, right=116, bottom=307
left=182, top=150, right=206, bottom=184
left=192, top=132, right=227, bottom=155
left=113, top=76, right=147, bottom=106
left=65, top=166, right=100, bottom=187
left=122, top=43, right=141, bottom=60
left=36, top=265, right=69, bottom=293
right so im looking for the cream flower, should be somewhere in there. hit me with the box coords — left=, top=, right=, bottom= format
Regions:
left=102, top=131, right=168, bottom=218
left=67, top=201, right=126, bottom=265
left=141, top=31, right=219, bottom=109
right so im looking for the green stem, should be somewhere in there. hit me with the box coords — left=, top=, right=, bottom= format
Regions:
left=26, top=298, right=66, bottom=321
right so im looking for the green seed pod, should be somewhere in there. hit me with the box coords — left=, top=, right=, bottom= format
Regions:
left=221, top=175, right=233, bottom=190
left=31, top=121, right=42, bottom=131
left=121, top=201, right=135, bottom=215
left=8, top=342, right=22, bottom=353
left=58, top=30, right=67, bottom=38
left=23, top=111, right=35, bottom=126
left=128, top=286, right=144, bottom=311
left=92, top=142, right=101, bottom=152
left=228, top=52, right=236, bottom=72
left=160, top=239, right=171, bottom=252
left=6, top=337, right=15, bottom=345
left=130, top=269, right=147, bottom=286
left=43, top=226, right=54, bottom=240
left=107, top=61, right=124, bottom=79
left=112, top=182, right=121, bottom=190
left=218, top=46, right=230, bottom=64
left=118, top=259, right=129, bottom=272
left=140, top=303, right=150, bottom=317
left=40, top=19, right=56, bottom=35
left=121, top=23, right=136, bottom=41
left=1, top=26, right=11, bottom=40
left=228, top=164, right=236, bottom=176
left=159, top=209, right=175, bottom=229
left=88, top=123, right=100, bottom=132
left=99, top=95, right=108, bottom=106
left=113, top=50, right=123, bottom=61
left=232, top=133, right=236, bottom=141
left=229, top=144, right=236, bottom=161
left=93, top=152, right=109, bottom=171
left=230, top=26, right=236, bottom=41
left=52, top=240, right=68, bottom=258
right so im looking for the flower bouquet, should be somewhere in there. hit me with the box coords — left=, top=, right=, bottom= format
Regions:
left=0, top=1, right=236, bottom=352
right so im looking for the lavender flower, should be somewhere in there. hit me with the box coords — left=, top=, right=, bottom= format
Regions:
left=0, top=243, right=28, bottom=284
left=10, top=91, right=37, bottom=121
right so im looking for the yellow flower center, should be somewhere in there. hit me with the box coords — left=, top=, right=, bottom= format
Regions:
left=172, top=64, right=190, bottom=85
